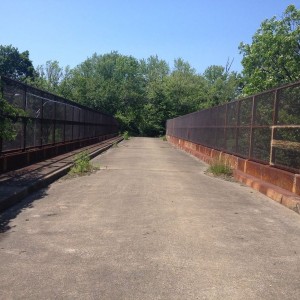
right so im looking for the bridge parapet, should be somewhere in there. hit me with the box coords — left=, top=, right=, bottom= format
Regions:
left=167, top=81, right=300, bottom=173
left=0, top=76, right=119, bottom=172
left=166, top=82, right=300, bottom=212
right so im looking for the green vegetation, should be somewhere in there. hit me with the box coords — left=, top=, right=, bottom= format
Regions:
left=0, top=97, right=27, bottom=141
left=239, top=5, right=300, bottom=95
left=69, top=151, right=96, bottom=175
left=123, top=131, right=130, bottom=140
left=1, top=4, right=299, bottom=139
left=0, top=45, right=35, bottom=80
left=207, top=159, right=233, bottom=177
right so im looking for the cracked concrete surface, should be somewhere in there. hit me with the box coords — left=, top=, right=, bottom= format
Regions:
left=0, top=137, right=300, bottom=299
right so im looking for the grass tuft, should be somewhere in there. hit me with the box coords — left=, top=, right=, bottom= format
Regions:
left=123, top=131, right=130, bottom=140
left=207, top=159, right=233, bottom=177
left=69, top=151, right=96, bottom=175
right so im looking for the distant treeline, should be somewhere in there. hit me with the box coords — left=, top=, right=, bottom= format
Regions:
left=1, top=5, right=299, bottom=136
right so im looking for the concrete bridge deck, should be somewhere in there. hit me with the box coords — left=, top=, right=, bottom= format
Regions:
left=0, top=137, right=300, bottom=299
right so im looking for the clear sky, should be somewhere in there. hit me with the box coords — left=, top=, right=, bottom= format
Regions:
left=1, top=0, right=299, bottom=73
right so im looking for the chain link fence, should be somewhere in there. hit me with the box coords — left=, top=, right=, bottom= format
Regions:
left=167, top=81, right=300, bottom=173
left=0, top=76, right=119, bottom=154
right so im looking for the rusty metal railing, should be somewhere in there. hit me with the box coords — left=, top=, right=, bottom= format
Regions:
left=0, top=76, right=119, bottom=154
left=166, top=81, right=300, bottom=173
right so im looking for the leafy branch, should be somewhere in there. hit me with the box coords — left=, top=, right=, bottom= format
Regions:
left=0, top=96, right=27, bottom=141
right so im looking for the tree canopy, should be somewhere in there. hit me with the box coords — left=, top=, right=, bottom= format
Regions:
left=239, top=4, right=300, bottom=94
left=0, top=49, right=244, bottom=136
left=56, top=53, right=240, bottom=136
left=1, top=4, right=299, bottom=137
left=0, top=45, right=35, bottom=80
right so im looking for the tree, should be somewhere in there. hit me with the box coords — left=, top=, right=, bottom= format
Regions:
left=0, top=45, right=35, bottom=80
left=239, top=5, right=300, bottom=94
left=165, top=58, right=208, bottom=117
left=31, top=60, right=71, bottom=96
left=203, top=61, right=242, bottom=106
left=138, top=55, right=170, bottom=136
left=0, top=96, right=27, bottom=141
left=66, top=52, right=146, bottom=134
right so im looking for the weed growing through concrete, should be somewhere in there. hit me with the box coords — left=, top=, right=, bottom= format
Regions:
left=123, top=131, right=130, bottom=140
left=207, top=159, right=233, bottom=177
left=69, top=151, right=97, bottom=175
left=161, top=135, right=167, bottom=141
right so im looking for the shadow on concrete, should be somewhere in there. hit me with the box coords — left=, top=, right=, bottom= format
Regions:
left=0, top=188, right=49, bottom=235
left=0, top=169, right=44, bottom=186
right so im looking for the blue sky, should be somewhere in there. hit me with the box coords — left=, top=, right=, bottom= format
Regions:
left=1, top=0, right=299, bottom=73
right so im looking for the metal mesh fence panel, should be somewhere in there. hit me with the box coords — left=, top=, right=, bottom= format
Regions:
left=1, top=76, right=119, bottom=154
left=55, top=122, right=64, bottom=143
left=254, top=92, right=274, bottom=125
left=2, top=122, right=24, bottom=151
left=26, top=119, right=42, bottom=147
left=166, top=81, right=300, bottom=172
left=225, top=127, right=236, bottom=153
left=252, top=127, right=272, bottom=162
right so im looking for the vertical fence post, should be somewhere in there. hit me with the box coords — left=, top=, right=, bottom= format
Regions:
left=53, top=101, right=56, bottom=145
left=0, top=77, right=3, bottom=155
left=270, top=89, right=279, bottom=165
left=248, top=96, right=256, bottom=159
left=213, top=108, right=217, bottom=148
left=71, top=106, right=74, bottom=140
left=40, top=97, right=44, bottom=147
left=63, top=103, right=66, bottom=143
left=224, top=103, right=228, bottom=151
left=0, top=137, right=2, bottom=155
left=22, top=86, right=27, bottom=151
left=79, top=108, right=81, bottom=140
left=235, top=100, right=241, bottom=154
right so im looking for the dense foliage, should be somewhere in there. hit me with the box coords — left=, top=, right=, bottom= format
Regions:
left=45, top=53, right=239, bottom=136
left=0, top=5, right=299, bottom=136
left=0, top=96, right=27, bottom=141
left=239, top=5, right=300, bottom=94
left=19, top=52, right=239, bottom=136
left=0, top=45, right=35, bottom=80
